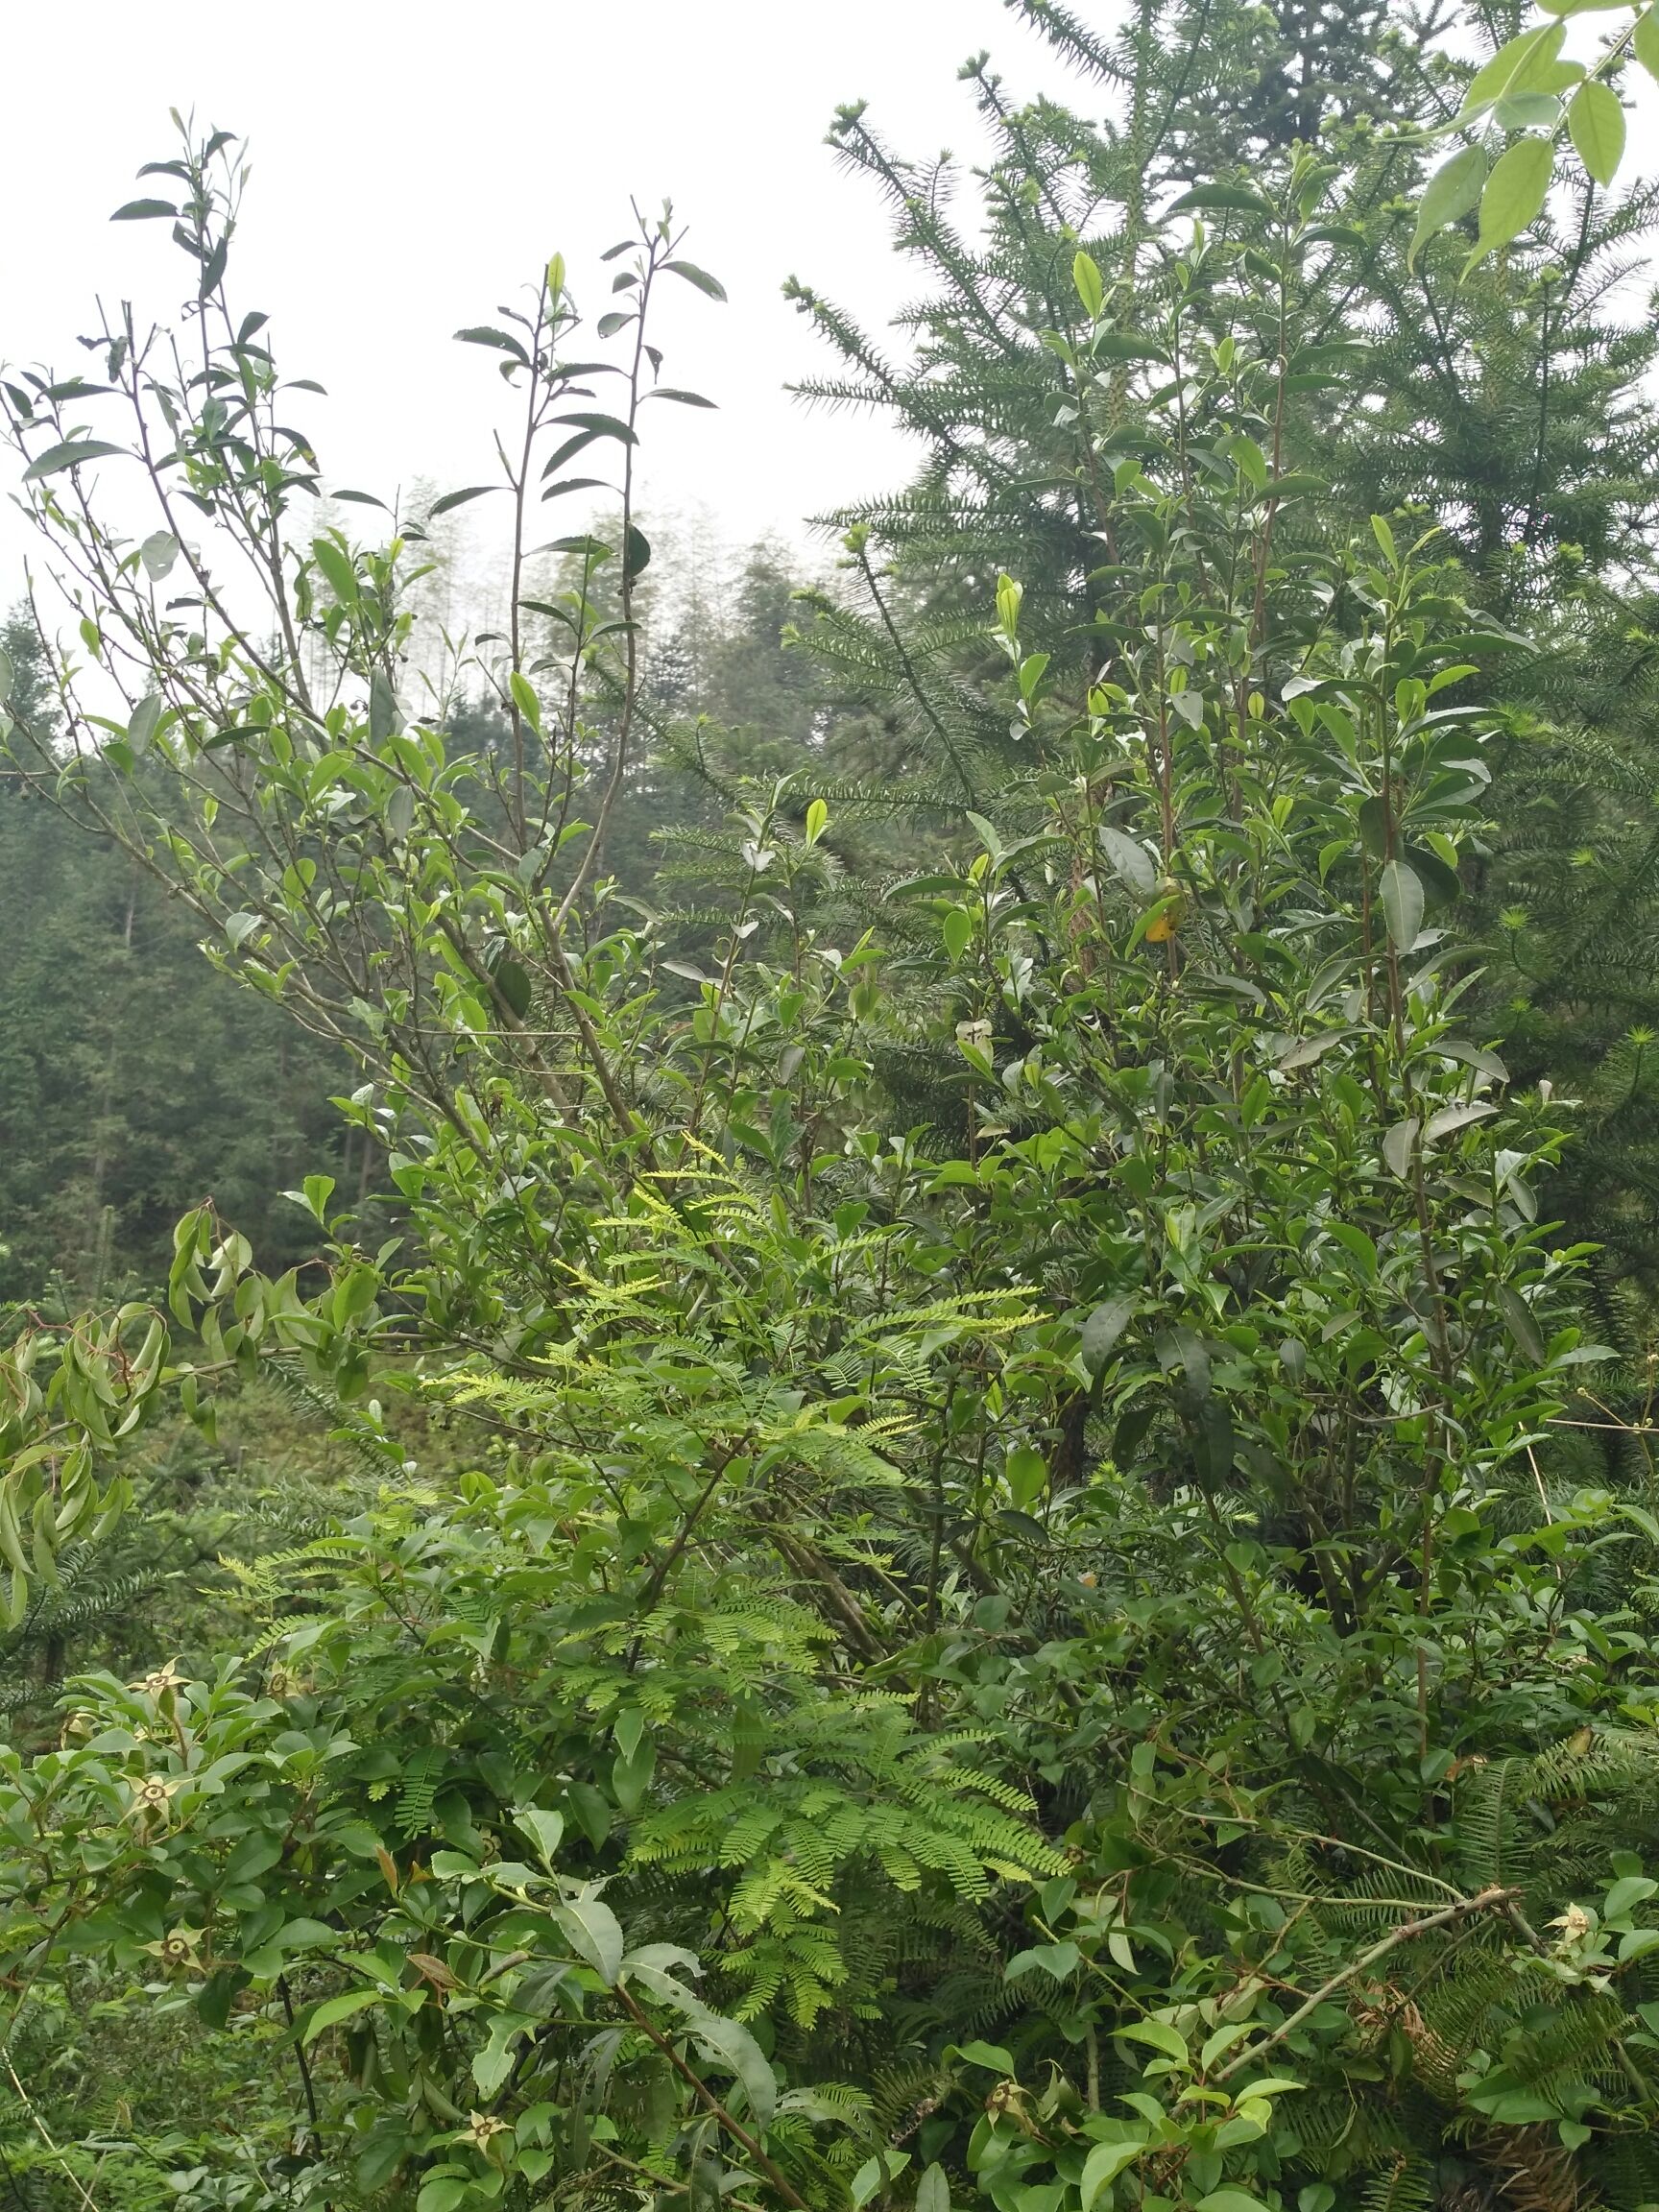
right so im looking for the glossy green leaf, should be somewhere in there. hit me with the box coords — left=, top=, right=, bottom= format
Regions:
left=1380, top=857, right=1425, bottom=950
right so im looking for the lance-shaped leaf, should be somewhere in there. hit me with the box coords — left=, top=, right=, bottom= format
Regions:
left=23, top=439, right=125, bottom=482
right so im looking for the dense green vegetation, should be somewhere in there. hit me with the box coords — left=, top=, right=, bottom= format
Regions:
left=8, top=5, right=1659, bottom=2212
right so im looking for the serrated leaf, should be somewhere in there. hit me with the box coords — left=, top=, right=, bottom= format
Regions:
left=1166, top=183, right=1274, bottom=217
left=1099, top=824, right=1157, bottom=895
left=1423, top=1099, right=1498, bottom=1143
left=688, top=2010, right=775, bottom=2126
left=369, top=670, right=398, bottom=744
left=917, top=2163, right=952, bottom=2212
left=128, top=694, right=162, bottom=753
left=1637, top=7, right=1659, bottom=85
left=1460, top=21, right=1565, bottom=119
left=1382, top=1118, right=1419, bottom=1180
left=1118, top=2017, right=1188, bottom=2061
left=428, top=485, right=502, bottom=518
left=1081, top=1295, right=1136, bottom=1378
left=1279, top=1029, right=1347, bottom=1070
left=1072, top=249, right=1105, bottom=321
left=552, top=410, right=637, bottom=445
left=554, top=1891, right=624, bottom=1983
left=454, top=325, right=530, bottom=364
left=311, top=537, right=357, bottom=605
left=663, top=258, right=727, bottom=301
left=22, top=439, right=125, bottom=482
left=1437, top=1036, right=1508, bottom=1083
left=514, top=1807, right=565, bottom=1865
left=1606, top=1874, right=1658, bottom=1917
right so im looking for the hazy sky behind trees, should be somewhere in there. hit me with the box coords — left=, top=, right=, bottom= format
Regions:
left=1, top=0, right=1069, bottom=576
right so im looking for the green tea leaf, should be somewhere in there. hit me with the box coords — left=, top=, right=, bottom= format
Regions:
left=1380, top=857, right=1425, bottom=950
left=22, top=440, right=125, bottom=482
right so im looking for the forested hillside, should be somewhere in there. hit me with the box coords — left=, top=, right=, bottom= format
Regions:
left=6, top=4, right=1659, bottom=2211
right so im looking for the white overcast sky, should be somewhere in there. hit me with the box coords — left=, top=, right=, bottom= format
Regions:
left=0, top=0, right=1071, bottom=588
left=2, top=1, right=1654, bottom=597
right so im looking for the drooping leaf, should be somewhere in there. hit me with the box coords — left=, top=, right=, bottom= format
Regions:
left=1466, top=137, right=1553, bottom=273
left=1380, top=857, right=1425, bottom=951
left=454, top=325, right=531, bottom=365
left=663, top=258, right=728, bottom=301
left=1408, top=145, right=1487, bottom=271
left=1568, top=78, right=1625, bottom=186
left=688, top=2010, right=776, bottom=2127
left=1081, top=1296, right=1137, bottom=1378
left=310, top=537, right=357, bottom=605
left=554, top=1891, right=624, bottom=1984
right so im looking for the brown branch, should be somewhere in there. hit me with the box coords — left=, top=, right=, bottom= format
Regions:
left=611, top=1985, right=808, bottom=2211
left=1213, top=1886, right=1514, bottom=2081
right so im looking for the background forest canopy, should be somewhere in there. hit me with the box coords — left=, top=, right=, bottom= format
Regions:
left=16, top=7, right=1659, bottom=2212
